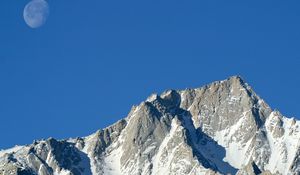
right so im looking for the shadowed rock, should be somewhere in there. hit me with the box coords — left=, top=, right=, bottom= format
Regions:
left=0, top=76, right=299, bottom=175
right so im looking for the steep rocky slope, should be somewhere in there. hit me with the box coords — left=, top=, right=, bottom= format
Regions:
left=0, top=76, right=299, bottom=175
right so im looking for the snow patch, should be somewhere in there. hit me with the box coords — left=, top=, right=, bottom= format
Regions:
left=0, top=146, right=24, bottom=157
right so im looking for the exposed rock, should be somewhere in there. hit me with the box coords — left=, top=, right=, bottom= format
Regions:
left=0, top=76, right=299, bottom=175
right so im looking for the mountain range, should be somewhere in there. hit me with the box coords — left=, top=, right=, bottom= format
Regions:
left=0, top=76, right=299, bottom=175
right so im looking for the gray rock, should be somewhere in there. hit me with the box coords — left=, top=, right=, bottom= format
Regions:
left=0, top=76, right=299, bottom=175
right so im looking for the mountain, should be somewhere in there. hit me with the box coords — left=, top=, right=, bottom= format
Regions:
left=0, top=76, right=299, bottom=175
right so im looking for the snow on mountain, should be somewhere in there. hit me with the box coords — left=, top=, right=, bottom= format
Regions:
left=0, top=76, right=299, bottom=175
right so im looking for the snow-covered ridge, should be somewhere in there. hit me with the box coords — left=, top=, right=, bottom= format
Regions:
left=0, top=76, right=299, bottom=175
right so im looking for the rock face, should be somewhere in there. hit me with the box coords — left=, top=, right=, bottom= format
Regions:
left=0, top=76, right=299, bottom=175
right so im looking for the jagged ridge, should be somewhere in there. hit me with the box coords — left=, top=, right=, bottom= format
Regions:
left=0, top=76, right=299, bottom=175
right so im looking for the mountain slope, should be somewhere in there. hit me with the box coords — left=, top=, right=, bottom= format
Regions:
left=0, top=76, right=299, bottom=175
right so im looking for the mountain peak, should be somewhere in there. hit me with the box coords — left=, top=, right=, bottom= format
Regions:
left=227, top=75, right=248, bottom=88
left=0, top=77, right=299, bottom=175
left=228, top=75, right=245, bottom=82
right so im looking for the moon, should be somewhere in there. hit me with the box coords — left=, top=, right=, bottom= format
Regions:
left=23, top=0, right=49, bottom=28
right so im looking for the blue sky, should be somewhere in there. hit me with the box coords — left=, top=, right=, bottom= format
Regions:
left=0, top=0, right=300, bottom=149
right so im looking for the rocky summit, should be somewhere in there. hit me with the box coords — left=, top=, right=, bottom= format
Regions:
left=0, top=76, right=299, bottom=175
